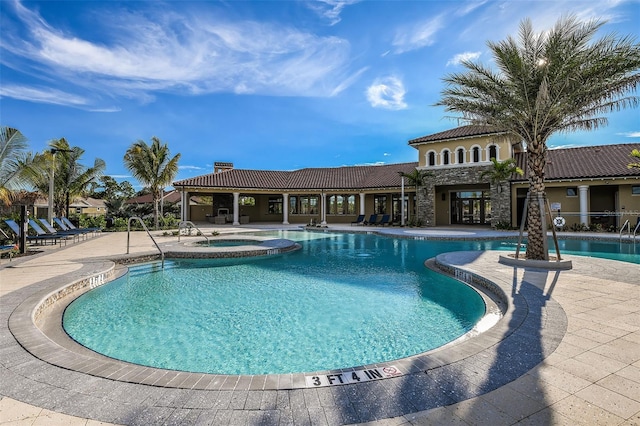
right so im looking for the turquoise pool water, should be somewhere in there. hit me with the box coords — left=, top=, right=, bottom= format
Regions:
left=63, top=231, right=638, bottom=376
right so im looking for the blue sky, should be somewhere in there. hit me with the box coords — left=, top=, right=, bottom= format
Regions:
left=1, top=0, right=639, bottom=186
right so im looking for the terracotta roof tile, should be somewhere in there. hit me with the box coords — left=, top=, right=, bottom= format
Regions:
left=173, top=162, right=420, bottom=191
left=408, top=125, right=504, bottom=145
left=514, top=143, right=640, bottom=181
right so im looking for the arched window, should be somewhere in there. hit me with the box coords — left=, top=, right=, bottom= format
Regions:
left=488, top=145, right=498, bottom=161
left=472, top=146, right=480, bottom=163
left=428, top=151, right=436, bottom=166
left=443, top=150, right=450, bottom=165
left=457, top=148, right=465, bottom=164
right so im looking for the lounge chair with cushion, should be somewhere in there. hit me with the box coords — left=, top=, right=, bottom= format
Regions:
left=376, top=214, right=391, bottom=226
left=38, top=218, right=85, bottom=241
left=28, top=219, right=72, bottom=245
left=351, top=215, right=366, bottom=226
left=365, top=214, right=378, bottom=225
left=60, top=217, right=101, bottom=235
left=0, top=228, right=15, bottom=263
left=4, top=219, right=63, bottom=246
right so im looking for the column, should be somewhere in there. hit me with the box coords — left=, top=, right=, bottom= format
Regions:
left=401, top=177, right=405, bottom=226
left=282, top=193, right=289, bottom=225
left=321, top=193, right=327, bottom=225
left=579, top=185, right=589, bottom=225
left=180, top=190, right=188, bottom=222
left=359, top=193, right=365, bottom=215
left=233, top=192, right=240, bottom=225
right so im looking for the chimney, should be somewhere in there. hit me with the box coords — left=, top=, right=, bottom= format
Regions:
left=214, top=162, right=234, bottom=173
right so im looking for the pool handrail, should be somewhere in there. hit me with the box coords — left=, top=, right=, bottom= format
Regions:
left=634, top=219, right=640, bottom=243
left=619, top=219, right=630, bottom=243
left=127, top=217, right=164, bottom=268
left=177, top=221, right=209, bottom=244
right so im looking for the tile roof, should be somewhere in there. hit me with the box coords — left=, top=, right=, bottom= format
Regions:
left=408, top=125, right=504, bottom=145
left=173, top=162, right=420, bottom=191
left=513, top=143, right=640, bottom=181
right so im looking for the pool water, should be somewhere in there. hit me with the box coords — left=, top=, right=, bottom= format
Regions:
left=64, top=232, right=492, bottom=375
left=63, top=231, right=638, bottom=376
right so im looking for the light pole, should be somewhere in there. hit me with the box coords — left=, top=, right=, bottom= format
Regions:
left=47, top=148, right=72, bottom=222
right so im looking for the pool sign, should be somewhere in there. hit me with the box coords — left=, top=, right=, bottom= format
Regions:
left=305, top=365, right=402, bottom=388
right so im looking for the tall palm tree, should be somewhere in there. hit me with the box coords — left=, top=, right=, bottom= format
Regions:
left=123, top=137, right=181, bottom=229
left=436, top=16, right=640, bottom=260
left=24, top=138, right=106, bottom=217
left=0, top=127, right=30, bottom=206
left=398, top=168, right=433, bottom=225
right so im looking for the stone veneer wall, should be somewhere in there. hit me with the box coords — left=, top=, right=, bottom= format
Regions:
left=416, top=165, right=512, bottom=227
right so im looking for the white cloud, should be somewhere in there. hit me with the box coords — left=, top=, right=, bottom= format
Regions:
left=366, top=76, right=407, bottom=110
left=0, top=84, right=89, bottom=107
left=392, top=15, right=444, bottom=54
left=617, top=131, right=640, bottom=138
left=446, top=51, right=482, bottom=66
left=2, top=1, right=355, bottom=106
left=306, top=0, right=361, bottom=26
left=179, top=165, right=206, bottom=170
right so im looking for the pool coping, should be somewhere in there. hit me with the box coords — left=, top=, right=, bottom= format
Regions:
left=8, top=242, right=562, bottom=395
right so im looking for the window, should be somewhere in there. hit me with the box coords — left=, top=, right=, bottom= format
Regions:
left=329, top=195, right=355, bottom=214
left=289, top=196, right=298, bottom=214
left=299, top=195, right=318, bottom=214
left=472, top=147, right=480, bottom=163
left=428, top=151, right=436, bottom=166
left=457, top=148, right=465, bottom=164
left=566, top=187, right=578, bottom=197
left=374, top=195, right=387, bottom=214
left=442, top=150, right=450, bottom=165
left=268, top=197, right=282, bottom=214
left=488, top=145, right=497, bottom=160
left=239, top=196, right=255, bottom=206
left=632, top=185, right=640, bottom=195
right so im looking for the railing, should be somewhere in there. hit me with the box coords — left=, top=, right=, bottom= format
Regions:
left=177, top=221, right=209, bottom=244
left=634, top=220, right=640, bottom=244
left=127, top=217, right=164, bottom=268
left=619, top=219, right=630, bottom=243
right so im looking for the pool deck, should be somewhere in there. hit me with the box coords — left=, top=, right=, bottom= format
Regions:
left=0, top=224, right=638, bottom=425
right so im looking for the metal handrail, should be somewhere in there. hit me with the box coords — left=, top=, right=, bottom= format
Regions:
left=633, top=220, right=640, bottom=243
left=177, top=221, right=209, bottom=244
left=127, top=217, right=164, bottom=268
left=619, top=219, right=630, bottom=243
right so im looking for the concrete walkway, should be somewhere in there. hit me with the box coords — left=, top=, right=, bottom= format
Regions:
left=0, top=225, right=638, bottom=425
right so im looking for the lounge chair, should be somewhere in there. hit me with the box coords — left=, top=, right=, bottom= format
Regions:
left=28, top=219, right=71, bottom=245
left=0, top=228, right=14, bottom=263
left=4, top=219, right=63, bottom=246
left=60, top=217, right=101, bottom=235
left=38, top=218, right=85, bottom=241
left=376, top=214, right=391, bottom=226
left=351, top=215, right=366, bottom=226
left=365, top=214, right=378, bottom=225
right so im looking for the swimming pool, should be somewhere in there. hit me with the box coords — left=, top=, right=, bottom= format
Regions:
left=63, top=231, right=638, bottom=376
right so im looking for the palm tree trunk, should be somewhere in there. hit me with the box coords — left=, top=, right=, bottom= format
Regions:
left=526, top=135, right=547, bottom=260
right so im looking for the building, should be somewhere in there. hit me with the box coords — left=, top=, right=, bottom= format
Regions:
left=173, top=126, right=640, bottom=228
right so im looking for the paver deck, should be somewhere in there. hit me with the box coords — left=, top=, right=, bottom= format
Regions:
left=0, top=224, right=638, bottom=425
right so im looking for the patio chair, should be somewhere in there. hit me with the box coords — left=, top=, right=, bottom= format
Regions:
left=376, top=214, right=391, bottom=226
left=60, top=217, right=101, bottom=235
left=28, top=219, right=71, bottom=245
left=365, top=214, right=378, bottom=225
left=351, top=215, right=366, bottom=226
left=37, top=218, right=85, bottom=242
left=0, top=228, right=14, bottom=263
left=4, top=219, right=63, bottom=246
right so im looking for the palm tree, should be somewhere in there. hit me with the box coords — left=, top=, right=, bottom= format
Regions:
left=24, top=139, right=106, bottom=218
left=436, top=16, right=640, bottom=260
left=629, top=149, right=640, bottom=170
left=123, top=137, right=181, bottom=229
left=480, top=158, right=524, bottom=190
left=0, top=127, right=30, bottom=206
left=398, top=168, right=433, bottom=225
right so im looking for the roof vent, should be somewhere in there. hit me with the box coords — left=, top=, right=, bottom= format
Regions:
left=214, top=162, right=234, bottom=173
